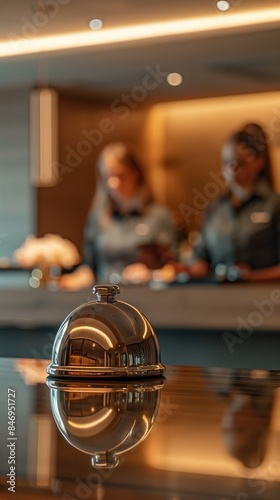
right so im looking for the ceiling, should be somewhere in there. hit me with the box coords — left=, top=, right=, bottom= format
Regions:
left=1, top=0, right=280, bottom=103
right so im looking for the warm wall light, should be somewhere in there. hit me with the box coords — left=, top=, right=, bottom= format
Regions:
left=29, top=88, right=59, bottom=187
left=1, top=7, right=280, bottom=58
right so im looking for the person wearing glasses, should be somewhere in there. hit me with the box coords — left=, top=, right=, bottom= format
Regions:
left=131, top=124, right=280, bottom=283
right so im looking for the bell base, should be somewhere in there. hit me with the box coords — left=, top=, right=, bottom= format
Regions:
left=46, top=378, right=165, bottom=390
left=46, top=363, right=165, bottom=379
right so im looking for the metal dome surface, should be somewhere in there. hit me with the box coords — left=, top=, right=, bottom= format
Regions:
left=47, top=285, right=165, bottom=379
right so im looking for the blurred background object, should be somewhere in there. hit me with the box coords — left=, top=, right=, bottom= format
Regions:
left=1, top=1, right=280, bottom=280
left=13, top=233, right=80, bottom=287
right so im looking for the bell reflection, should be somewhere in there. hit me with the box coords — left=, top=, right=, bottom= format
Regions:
left=46, top=378, right=164, bottom=468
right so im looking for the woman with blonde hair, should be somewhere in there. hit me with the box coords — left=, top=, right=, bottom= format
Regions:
left=59, top=142, right=177, bottom=290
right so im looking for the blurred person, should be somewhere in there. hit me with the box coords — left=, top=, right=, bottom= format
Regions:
left=142, top=125, right=280, bottom=283
left=221, top=388, right=273, bottom=468
left=59, top=142, right=177, bottom=290
left=205, top=367, right=275, bottom=469
left=242, top=122, right=274, bottom=186
left=221, top=372, right=274, bottom=469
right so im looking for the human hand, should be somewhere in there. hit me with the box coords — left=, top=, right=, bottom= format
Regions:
left=58, top=265, right=95, bottom=291
left=231, top=263, right=252, bottom=281
left=151, top=264, right=177, bottom=283
left=122, top=263, right=151, bottom=284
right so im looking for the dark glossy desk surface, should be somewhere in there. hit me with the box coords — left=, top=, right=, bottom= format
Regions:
left=1, top=359, right=280, bottom=499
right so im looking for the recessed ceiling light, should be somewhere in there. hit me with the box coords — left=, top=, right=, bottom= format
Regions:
left=216, top=1, right=230, bottom=11
left=89, top=18, right=103, bottom=31
left=167, top=73, right=183, bottom=86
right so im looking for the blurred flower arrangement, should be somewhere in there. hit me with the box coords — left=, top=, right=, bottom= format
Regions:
left=13, top=234, right=81, bottom=287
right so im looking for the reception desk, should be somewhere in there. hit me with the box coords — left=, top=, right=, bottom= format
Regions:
left=1, top=359, right=280, bottom=499
left=1, top=282, right=280, bottom=369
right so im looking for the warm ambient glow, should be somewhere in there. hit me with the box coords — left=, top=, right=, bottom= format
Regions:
left=71, top=326, right=114, bottom=348
left=29, top=88, right=58, bottom=187
left=1, top=7, right=280, bottom=58
left=69, top=408, right=114, bottom=429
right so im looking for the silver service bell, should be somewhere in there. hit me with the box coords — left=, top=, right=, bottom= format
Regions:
left=47, top=284, right=165, bottom=379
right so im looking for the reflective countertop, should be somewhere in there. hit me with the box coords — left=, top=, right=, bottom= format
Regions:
left=1, top=359, right=280, bottom=499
